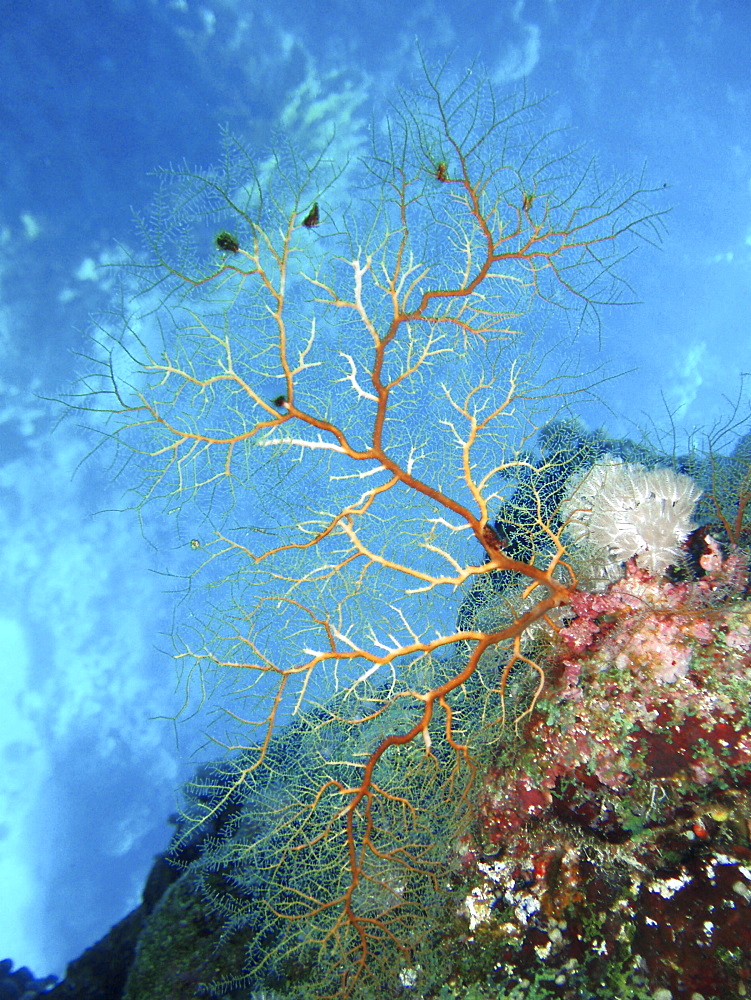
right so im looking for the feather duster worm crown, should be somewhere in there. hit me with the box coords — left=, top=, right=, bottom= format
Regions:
left=561, top=459, right=702, bottom=581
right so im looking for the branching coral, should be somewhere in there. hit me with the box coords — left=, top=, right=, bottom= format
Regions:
left=77, top=60, right=667, bottom=999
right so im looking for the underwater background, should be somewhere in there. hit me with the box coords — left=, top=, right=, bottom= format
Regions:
left=0, top=0, right=749, bottom=981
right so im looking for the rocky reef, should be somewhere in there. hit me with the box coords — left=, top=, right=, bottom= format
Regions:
left=450, top=536, right=751, bottom=999
left=19, top=432, right=751, bottom=1000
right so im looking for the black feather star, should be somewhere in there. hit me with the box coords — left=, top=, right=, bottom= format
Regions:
left=302, top=203, right=320, bottom=228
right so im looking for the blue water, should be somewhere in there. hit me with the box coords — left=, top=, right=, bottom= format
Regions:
left=0, top=0, right=748, bottom=978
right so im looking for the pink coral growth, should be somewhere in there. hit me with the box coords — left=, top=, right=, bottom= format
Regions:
left=463, top=535, right=751, bottom=858
left=560, top=538, right=750, bottom=684
left=454, top=532, right=751, bottom=998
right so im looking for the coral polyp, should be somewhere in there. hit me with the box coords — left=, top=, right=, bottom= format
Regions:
left=562, top=460, right=703, bottom=584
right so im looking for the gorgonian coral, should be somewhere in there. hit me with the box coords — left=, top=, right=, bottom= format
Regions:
left=561, top=458, right=702, bottom=584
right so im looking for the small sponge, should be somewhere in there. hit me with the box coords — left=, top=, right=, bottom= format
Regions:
left=561, top=458, right=702, bottom=582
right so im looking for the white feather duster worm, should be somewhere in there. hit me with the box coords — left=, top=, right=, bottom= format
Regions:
left=561, top=458, right=702, bottom=583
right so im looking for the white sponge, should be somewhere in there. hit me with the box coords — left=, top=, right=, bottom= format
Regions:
left=561, top=458, right=702, bottom=581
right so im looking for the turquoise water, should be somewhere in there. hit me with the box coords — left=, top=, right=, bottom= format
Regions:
left=0, top=0, right=748, bottom=978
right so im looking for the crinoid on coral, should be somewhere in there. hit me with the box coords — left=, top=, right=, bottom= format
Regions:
left=560, top=458, right=702, bottom=585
